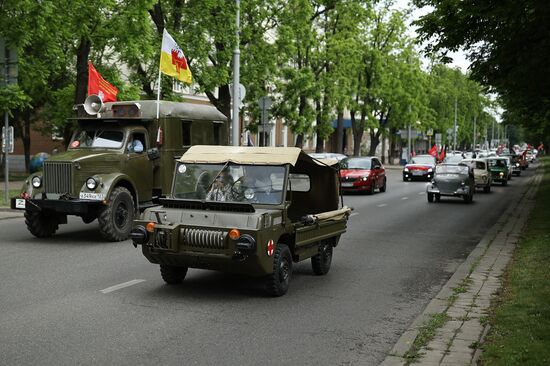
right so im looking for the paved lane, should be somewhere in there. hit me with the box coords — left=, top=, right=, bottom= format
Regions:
left=0, top=166, right=537, bottom=365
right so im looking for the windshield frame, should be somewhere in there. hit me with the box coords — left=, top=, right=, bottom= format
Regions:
left=170, top=162, right=289, bottom=207
left=435, top=165, right=469, bottom=175
left=69, top=127, right=126, bottom=150
left=410, top=156, right=436, bottom=165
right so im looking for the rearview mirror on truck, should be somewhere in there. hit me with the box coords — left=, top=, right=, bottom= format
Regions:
left=147, top=147, right=160, bottom=160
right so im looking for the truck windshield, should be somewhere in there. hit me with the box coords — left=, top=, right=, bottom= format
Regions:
left=70, top=129, right=124, bottom=149
left=173, top=163, right=286, bottom=205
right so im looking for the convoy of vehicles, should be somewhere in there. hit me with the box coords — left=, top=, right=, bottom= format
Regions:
left=11, top=99, right=227, bottom=241
left=130, top=146, right=351, bottom=296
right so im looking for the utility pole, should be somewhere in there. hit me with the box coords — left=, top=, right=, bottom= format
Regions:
left=473, top=115, right=477, bottom=151
left=453, top=98, right=457, bottom=151
left=490, top=119, right=495, bottom=148
left=407, top=105, right=412, bottom=162
left=231, top=0, right=241, bottom=146
left=2, top=40, right=18, bottom=203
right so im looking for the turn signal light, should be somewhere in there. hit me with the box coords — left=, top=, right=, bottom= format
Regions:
left=229, top=229, right=241, bottom=240
left=146, top=222, right=156, bottom=233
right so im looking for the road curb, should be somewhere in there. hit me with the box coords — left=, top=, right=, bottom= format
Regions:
left=380, top=164, right=543, bottom=366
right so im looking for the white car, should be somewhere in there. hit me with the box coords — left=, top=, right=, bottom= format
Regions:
left=460, top=159, right=492, bottom=193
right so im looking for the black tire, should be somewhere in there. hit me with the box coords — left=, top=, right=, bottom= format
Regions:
left=160, top=265, right=188, bottom=285
left=502, top=180, right=507, bottom=186
left=402, top=176, right=407, bottom=182
left=435, top=194, right=441, bottom=202
left=98, top=187, right=135, bottom=242
left=311, top=240, right=333, bottom=275
left=367, top=181, right=375, bottom=195
left=24, top=210, right=59, bottom=238
left=483, top=185, right=491, bottom=193
left=379, top=178, right=387, bottom=192
left=427, top=193, right=434, bottom=203
left=266, top=243, right=292, bottom=297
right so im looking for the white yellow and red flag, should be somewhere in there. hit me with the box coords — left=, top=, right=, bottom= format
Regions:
left=160, top=29, right=192, bottom=84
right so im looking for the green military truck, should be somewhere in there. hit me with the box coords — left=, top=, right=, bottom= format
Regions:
left=11, top=99, right=227, bottom=241
left=130, top=146, right=351, bottom=296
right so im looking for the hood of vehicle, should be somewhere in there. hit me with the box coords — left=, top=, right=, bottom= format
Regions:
left=47, top=149, right=122, bottom=163
left=405, top=164, right=434, bottom=170
left=434, top=173, right=466, bottom=182
left=340, top=169, right=371, bottom=178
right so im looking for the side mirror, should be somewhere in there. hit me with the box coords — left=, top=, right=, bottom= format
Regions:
left=147, top=147, right=160, bottom=160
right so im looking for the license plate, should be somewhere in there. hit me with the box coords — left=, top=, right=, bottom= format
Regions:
left=79, top=192, right=105, bottom=201
left=15, top=198, right=26, bottom=209
left=341, top=182, right=354, bottom=187
left=412, top=170, right=424, bottom=176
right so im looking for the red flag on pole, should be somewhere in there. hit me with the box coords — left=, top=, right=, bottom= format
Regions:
left=428, top=145, right=438, bottom=158
left=439, top=146, right=446, bottom=162
left=88, top=61, right=118, bottom=102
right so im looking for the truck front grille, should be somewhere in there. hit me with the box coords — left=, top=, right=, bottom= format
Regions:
left=43, top=162, right=73, bottom=194
left=181, top=228, right=227, bottom=249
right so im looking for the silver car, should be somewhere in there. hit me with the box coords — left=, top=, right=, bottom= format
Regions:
left=427, top=164, right=475, bottom=203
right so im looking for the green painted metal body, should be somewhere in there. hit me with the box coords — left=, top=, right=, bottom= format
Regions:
left=19, top=100, right=227, bottom=216
left=133, top=153, right=350, bottom=277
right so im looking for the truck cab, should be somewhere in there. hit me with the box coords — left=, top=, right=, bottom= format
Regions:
left=12, top=100, right=227, bottom=241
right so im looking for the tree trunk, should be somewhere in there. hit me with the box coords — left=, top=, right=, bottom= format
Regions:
left=315, top=99, right=324, bottom=153
left=368, top=128, right=381, bottom=156
left=315, top=132, right=324, bottom=152
left=66, top=37, right=91, bottom=147
left=336, top=110, right=344, bottom=154
left=350, top=109, right=364, bottom=157
left=23, top=110, right=31, bottom=174
left=295, top=134, right=304, bottom=148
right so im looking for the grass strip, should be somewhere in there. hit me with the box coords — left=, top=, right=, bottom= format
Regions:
left=481, top=157, right=550, bottom=366
left=404, top=312, right=450, bottom=363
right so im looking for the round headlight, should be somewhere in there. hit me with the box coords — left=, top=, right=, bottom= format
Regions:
left=31, top=176, right=42, bottom=188
left=86, top=177, right=97, bottom=190
left=244, top=188, right=255, bottom=200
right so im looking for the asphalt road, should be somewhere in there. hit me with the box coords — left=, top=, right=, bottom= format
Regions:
left=0, top=167, right=536, bottom=366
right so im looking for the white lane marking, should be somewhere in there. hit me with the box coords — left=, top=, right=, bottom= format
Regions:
left=418, top=192, right=425, bottom=195
left=401, top=197, right=409, bottom=200
left=100, top=279, right=146, bottom=294
left=377, top=203, right=387, bottom=207
left=350, top=212, right=359, bottom=217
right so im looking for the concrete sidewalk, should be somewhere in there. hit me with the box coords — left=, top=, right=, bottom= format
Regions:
left=381, top=164, right=543, bottom=366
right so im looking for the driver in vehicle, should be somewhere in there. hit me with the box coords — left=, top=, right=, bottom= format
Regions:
left=206, top=170, right=235, bottom=201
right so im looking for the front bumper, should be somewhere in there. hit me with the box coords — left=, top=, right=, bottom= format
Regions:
left=403, top=170, right=432, bottom=180
left=340, top=180, right=371, bottom=191
left=11, top=197, right=102, bottom=214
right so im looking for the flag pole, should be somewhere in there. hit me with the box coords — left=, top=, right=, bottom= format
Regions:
left=156, top=67, right=162, bottom=119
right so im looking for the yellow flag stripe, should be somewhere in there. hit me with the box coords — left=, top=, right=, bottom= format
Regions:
left=160, top=51, right=192, bottom=84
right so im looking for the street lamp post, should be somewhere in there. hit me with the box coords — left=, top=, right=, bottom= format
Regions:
left=453, top=98, right=457, bottom=151
left=231, top=0, right=241, bottom=146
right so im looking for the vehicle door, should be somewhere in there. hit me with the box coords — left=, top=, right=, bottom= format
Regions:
left=372, top=158, right=384, bottom=187
left=125, top=129, right=154, bottom=202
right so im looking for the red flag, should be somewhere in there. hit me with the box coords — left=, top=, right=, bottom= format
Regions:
left=439, top=146, right=446, bottom=162
left=428, top=145, right=438, bottom=158
left=88, top=61, right=118, bottom=102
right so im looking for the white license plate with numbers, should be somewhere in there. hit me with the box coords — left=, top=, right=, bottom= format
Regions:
left=79, top=192, right=105, bottom=201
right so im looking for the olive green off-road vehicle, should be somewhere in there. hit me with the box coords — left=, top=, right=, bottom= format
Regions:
left=11, top=100, right=227, bottom=241
left=130, top=145, right=351, bottom=296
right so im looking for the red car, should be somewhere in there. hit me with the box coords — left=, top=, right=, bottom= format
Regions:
left=339, top=156, right=386, bottom=194
left=402, top=154, right=437, bottom=181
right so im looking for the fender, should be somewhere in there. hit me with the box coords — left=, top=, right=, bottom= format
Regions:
left=80, top=172, right=139, bottom=205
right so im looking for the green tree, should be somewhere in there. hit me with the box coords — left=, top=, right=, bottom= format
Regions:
left=413, top=0, right=550, bottom=143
